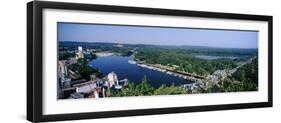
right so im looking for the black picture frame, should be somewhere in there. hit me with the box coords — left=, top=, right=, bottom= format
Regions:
left=27, top=1, right=273, bottom=122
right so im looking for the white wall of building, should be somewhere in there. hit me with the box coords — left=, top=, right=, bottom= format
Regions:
left=0, top=0, right=280, bottom=123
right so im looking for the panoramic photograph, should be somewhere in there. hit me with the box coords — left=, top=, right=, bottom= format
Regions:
left=57, top=22, right=258, bottom=99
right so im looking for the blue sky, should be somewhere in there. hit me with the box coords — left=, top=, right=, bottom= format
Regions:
left=58, top=23, right=258, bottom=49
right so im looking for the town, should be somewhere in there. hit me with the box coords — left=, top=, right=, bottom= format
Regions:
left=58, top=42, right=258, bottom=99
left=58, top=46, right=129, bottom=99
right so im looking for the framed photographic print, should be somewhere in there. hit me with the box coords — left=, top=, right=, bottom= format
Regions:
left=27, top=1, right=273, bottom=122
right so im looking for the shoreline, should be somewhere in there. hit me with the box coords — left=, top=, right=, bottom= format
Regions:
left=131, top=60, right=204, bottom=82
left=95, top=52, right=115, bottom=57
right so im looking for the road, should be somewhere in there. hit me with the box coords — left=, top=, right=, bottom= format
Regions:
left=205, top=56, right=256, bottom=86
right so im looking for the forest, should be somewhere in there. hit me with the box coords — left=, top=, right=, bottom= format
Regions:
left=134, top=47, right=256, bottom=76
left=59, top=42, right=259, bottom=95
left=68, top=58, right=102, bottom=80
left=111, top=56, right=258, bottom=97
left=110, top=76, right=187, bottom=97
left=111, top=57, right=258, bottom=96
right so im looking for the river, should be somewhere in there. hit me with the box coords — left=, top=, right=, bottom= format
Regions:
left=90, top=55, right=193, bottom=88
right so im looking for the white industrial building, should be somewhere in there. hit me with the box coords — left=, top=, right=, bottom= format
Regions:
left=76, top=46, right=84, bottom=59
left=107, top=71, right=119, bottom=87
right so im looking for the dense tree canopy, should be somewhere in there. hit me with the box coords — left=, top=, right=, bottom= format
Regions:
left=110, top=76, right=187, bottom=97
left=135, top=48, right=239, bottom=76
left=68, top=58, right=101, bottom=80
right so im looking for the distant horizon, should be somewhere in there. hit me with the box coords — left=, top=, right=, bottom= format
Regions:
left=59, top=41, right=258, bottom=49
left=58, top=23, right=258, bottom=49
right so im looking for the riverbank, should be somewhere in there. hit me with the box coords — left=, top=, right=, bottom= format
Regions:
left=95, top=52, right=115, bottom=57
left=132, top=60, right=204, bottom=82
left=91, top=55, right=192, bottom=87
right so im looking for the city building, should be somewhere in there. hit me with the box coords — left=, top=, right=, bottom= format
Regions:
left=75, top=82, right=97, bottom=94
left=64, top=71, right=127, bottom=99
left=76, top=46, right=84, bottom=59
left=58, top=61, right=71, bottom=88
left=107, top=71, right=118, bottom=87
left=58, top=61, right=68, bottom=79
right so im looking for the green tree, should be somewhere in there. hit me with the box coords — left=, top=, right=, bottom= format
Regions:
left=153, top=84, right=186, bottom=95
left=68, top=58, right=101, bottom=80
left=135, top=76, right=154, bottom=95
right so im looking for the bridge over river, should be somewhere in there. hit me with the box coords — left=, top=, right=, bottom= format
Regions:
left=205, top=56, right=257, bottom=86
left=180, top=56, right=256, bottom=91
left=136, top=56, right=256, bottom=88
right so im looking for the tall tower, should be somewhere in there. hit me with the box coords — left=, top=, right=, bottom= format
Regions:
left=78, top=46, right=82, bottom=52
left=77, top=46, right=84, bottom=59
